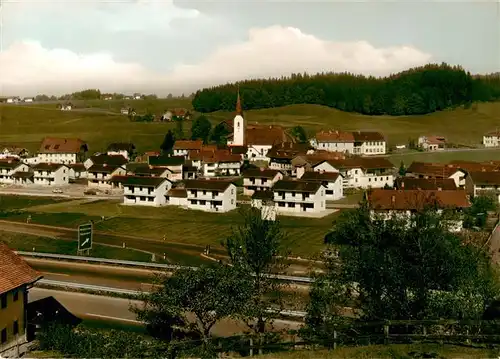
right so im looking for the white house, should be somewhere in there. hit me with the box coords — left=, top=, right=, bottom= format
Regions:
left=120, top=108, right=130, bottom=115
left=367, top=188, right=471, bottom=232
left=418, top=136, right=446, bottom=151
left=87, top=164, right=126, bottom=188
left=299, top=171, right=343, bottom=201
left=0, top=160, right=31, bottom=184
left=32, top=163, right=69, bottom=186
left=483, top=131, right=500, bottom=147
left=311, top=130, right=386, bottom=156
left=165, top=188, right=189, bottom=206
left=60, top=105, right=72, bottom=111
left=12, top=171, right=34, bottom=185
left=173, top=140, right=203, bottom=157
left=267, top=142, right=312, bottom=175
left=148, top=155, right=185, bottom=182
left=250, top=191, right=277, bottom=221
left=68, top=163, right=88, bottom=180
left=271, top=180, right=327, bottom=215
left=465, top=171, right=500, bottom=203
left=184, top=180, right=237, bottom=212
left=106, top=143, right=136, bottom=160
left=122, top=176, right=172, bottom=207
left=23, top=97, right=34, bottom=103
left=242, top=168, right=284, bottom=196
left=405, top=162, right=468, bottom=189
left=84, top=154, right=128, bottom=170
left=202, top=153, right=242, bottom=177
left=37, top=137, right=88, bottom=165
left=312, top=157, right=395, bottom=189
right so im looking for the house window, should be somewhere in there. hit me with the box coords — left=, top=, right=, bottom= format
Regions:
left=231, top=199, right=234, bottom=204
left=13, top=291, right=18, bottom=302
left=1, top=328, right=6, bottom=344
left=1, top=295, right=6, bottom=309
left=13, top=320, right=18, bottom=335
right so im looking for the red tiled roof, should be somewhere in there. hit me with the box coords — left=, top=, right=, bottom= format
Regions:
left=0, top=243, right=42, bottom=295
left=184, top=179, right=234, bottom=191
left=406, top=162, right=463, bottom=178
left=166, top=188, right=188, bottom=198
left=368, top=189, right=470, bottom=211
left=39, top=137, right=86, bottom=154
left=243, top=168, right=282, bottom=179
left=246, top=126, right=291, bottom=146
left=448, top=160, right=500, bottom=173
left=315, top=130, right=354, bottom=143
left=468, top=171, right=500, bottom=186
left=173, top=140, right=203, bottom=151
left=421, top=136, right=446, bottom=145
left=300, top=171, right=342, bottom=182
left=267, top=142, right=311, bottom=160
left=394, top=178, right=457, bottom=191
left=352, top=131, right=385, bottom=142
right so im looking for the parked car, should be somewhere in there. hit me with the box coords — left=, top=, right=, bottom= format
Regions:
left=84, top=189, right=97, bottom=195
left=52, top=189, right=63, bottom=194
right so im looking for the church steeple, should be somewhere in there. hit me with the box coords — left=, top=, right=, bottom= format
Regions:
left=236, top=88, right=242, bottom=115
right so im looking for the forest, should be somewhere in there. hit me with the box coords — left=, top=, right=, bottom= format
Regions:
left=191, top=63, right=500, bottom=116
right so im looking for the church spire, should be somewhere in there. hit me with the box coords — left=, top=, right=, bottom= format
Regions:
left=236, top=87, right=242, bottom=115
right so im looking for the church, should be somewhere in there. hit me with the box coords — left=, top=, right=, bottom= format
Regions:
left=227, top=92, right=292, bottom=162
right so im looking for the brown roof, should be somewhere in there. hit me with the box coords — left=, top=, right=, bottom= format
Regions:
left=315, top=130, right=354, bottom=143
left=317, top=156, right=394, bottom=171
left=33, top=163, right=67, bottom=171
left=120, top=175, right=170, bottom=187
left=184, top=179, right=234, bottom=191
left=68, top=163, right=86, bottom=171
left=166, top=188, right=188, bottom=198
left=243, top=168, right=282, bottom=179
left=190, top=149, right=241, bottom=163
left=406, top=162, right=463, bottom=178
left=421, top=136, right=446, bottom=145
left=39, top=137, right=86, bottom=154
left=394, top=178, right=457, bottom=191
left=485, top=131, right=500, bottom=137
left=12, top=171, right=34, bottom=179
left=273, top=180, right=323, bottom=193
left=300, top=171, right=342, bottom=182
left=0, top=243, right=42, bottom=295
left=448, top=160, right=500, bottom=173
left=352, top=131, right=385, bottom=142
left=251, top=190, right=274, bottom=200
left=90, top=154, right=128, bottom=166
left=368, top=189, right=471, bottom=211
left=0, top=159, right=21, bottom=169
left=173, top=140, right=203, bottom=151
left=267, top=142, right=311, bottom=160
left=88, top=164, right=123, bottom=174
left=246, top=126, right=291, bottom=146
left=131, top=166, right=171, bottom=176
left=468, top=171, right=500, bottom=186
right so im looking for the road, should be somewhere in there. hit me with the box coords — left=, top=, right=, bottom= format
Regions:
left=28, top=288, right=303, bottom=336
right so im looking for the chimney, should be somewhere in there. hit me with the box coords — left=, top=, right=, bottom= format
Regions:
left=391, top=195, right=396, bottom=204
left=401, top=181, right=404, bottom=189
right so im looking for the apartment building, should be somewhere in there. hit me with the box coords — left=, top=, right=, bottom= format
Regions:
left=184, top=180, right=237, bottom=212
left=87, top=164, right=126, bottom=188
left=122, top=176, right=172, bottom=207
left=106, top=143, right=136, bottom=160
left=173, top=140, right=203, bottom=157
left=148, top=155, right=185, bottom=182
left=242, top=168, right=284, bottom=196
left=32, top=163, right=69, bottom=186
left=418, top=136, right=446, bottom=151
left=298, top=171, right=343, bottom=201
left=0, top=159, right=30, bottom=184
left=465, top=171, right=500, bottom=203
left=37, top=137, right=88, bottom=164
left=311, top=130, right=386, bottom=156
left=271, top=180, right=327, bottom=214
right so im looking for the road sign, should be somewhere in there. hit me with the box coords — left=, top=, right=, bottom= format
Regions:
left=78, top=223, right=93, bottom=251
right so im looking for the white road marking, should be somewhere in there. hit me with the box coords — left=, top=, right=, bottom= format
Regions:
left=84, top=313, right=142, bottom=324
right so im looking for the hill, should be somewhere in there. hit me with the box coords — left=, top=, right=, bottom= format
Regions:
left=192, top=63, right=500, bottom=116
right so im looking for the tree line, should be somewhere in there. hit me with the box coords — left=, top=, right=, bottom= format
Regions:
left=37, top=201, right=500, bottom=358
left=192, top=63, right=500, bottom=116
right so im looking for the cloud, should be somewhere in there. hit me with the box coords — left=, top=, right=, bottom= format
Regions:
left=0, top=26, right=432, bottom=96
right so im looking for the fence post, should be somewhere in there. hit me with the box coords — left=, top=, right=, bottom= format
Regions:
left=249, top=337, right=253, bottom=357
left=423, top=324, right=427, bottom=336
left=333, top=330, right=337, bottom=350
left=384, top=324, right=389, bottom=345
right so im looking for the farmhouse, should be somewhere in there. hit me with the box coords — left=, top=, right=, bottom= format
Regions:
left=84, top=154, right=128, bottom=170
left=87, top=164, right=126, bottom=188
left=394, top=177, right=457, bottom=191
left=32, top=163, right=69, bottom=186
left=0, top=243, right=42, bottom=358
left=184, top=180, right=237, bottom=212
left=405, top=162, right=467, bottom=188
left=173, top=140, right=203, bottom=157
left=227, top=92, right=292, bottom=161
left=0, top=159, right=30, bottom=184
left=311, top=130, right=386, bottom=156
left=37, top=138, right=88, bottom=165
left=298, top=171, right=343, bottom=201
left=465, top=171, right=500, bottom=203
left=366, top=188, right=471, bottom=232
left=106, top=143, right=136, bottom=160
left=271, top=180, right=327, bottom=215
left=148, top=155, right=185, bottom=181
left=122, top=176, right=172, bottom=207
left=242, top=168, right=284, bottom=196
left=483, top=131, right=500, bottom=147
left=418, top=136, right=446, bottom=151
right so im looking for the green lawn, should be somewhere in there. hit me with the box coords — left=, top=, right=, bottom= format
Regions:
left=390, top=148, right=500, bottom=166
left=5, top=199, right=336, bottom=258
left=0, top=195, right=70, bottom=211
left=263, top=344, right=498, bottom=359
left=0, top=231, right=154, bottom=262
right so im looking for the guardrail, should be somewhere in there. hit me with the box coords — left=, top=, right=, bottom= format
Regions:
left=18, top=251, right=314, bottom=284
left=36, top=279, right=307, bottom=318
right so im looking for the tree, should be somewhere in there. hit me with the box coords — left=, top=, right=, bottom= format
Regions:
left=160, top=130, right=175, bottom=154
left=290, top=126, right=308, bottom=143
left=191, top=115, right=212, bottom=144
left=223, top=208, right=289, bottom=344
left=211, top=122, right=231, bottom=146
left=133, top=265, right=252, bottom=356
left=398, top=161, right=406, bottom=176
left=174, top=117, right=184, bottom=140
left=464, top=195, right=498, bottom=229
left=306, top=204, right=499, bottom=340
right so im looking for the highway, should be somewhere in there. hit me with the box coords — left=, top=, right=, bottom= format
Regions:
left=28, top=288, right=303, bottom=336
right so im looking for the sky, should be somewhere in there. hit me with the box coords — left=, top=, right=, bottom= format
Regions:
left=0, top=0, right=498, bottom=96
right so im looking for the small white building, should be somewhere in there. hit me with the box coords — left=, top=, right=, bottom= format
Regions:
left=272, top=180, right=327, bottom=215
left=165, top=188, right=189, bottom=206
left=465, top=171, right=500, bottom=203
left=122, top=176, right=172, bottom=207
left=203, top=154, right=242, bottom=177
left=0, top=160, right=31, bottom=184
left=87, top=164, right=126, bottom=188
left=483, top=131, right=500, bottom=147
left=68, top=163, right=88, bottom=180
left=37, top=137, right=88, bottom=165
left=60, top=105, right=72, bottom=111
left=418, top=136, right=446, bottom=151
left=242, top=168, right=284, bottom=196
left=129, top=165, right=173, bottom=178
left=32, top=163, right=70, bottom=186
left=106, top=143, right=136, bottom=160
left=184, top=180, right=237, bottom=212
left=23, top=97, right=34, bottom=103
left=299, top=171, right=344, bottom=201
left=311, top=130, right=386, bottom=156
left=173, top=140, right=203, bottom=158
left=405, top=162, right=468, bottom=189
left=148, top=155, right=185, bottom=182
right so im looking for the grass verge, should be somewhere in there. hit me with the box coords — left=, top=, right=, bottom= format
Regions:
left=0, top=195, right=71, bottom=211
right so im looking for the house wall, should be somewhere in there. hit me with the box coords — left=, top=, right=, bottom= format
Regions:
left=355, top=141, right=386, bottom=156
left=243, top=173, right=283, bottom=196
left=0, top=287, right=27, bottom=354
left=107, top=150, right=129, bottom=160
left=371, top=209, right=464, bottom=232
left=314, top=141, right=354, bottom=153
left=324, top=177, right=344, bottom=200
left=484, top=135, right=500, bottom=147
left=186, top=184, right=237, bottom=212
left=449, top=171, right=466, bottom=188
left=37, top=153, right=77, bottom=165
left=0, top=164, right=30, bottom=184
left=273, top=186, right=326, bottom=214
left=250, top=199, right=277, bottom=221
left=88, top=168, right=126, bottom=188
left=269, top=159, right=293, bottom=173
left=247, top=145, right=272, bottom=162
left=203, top=162, right=241, bottom=177
left=173, top=149, right=189, bottom=157
left=123, top=181, right=171, bottom=207
left=166, top=196, right=189, bottom=206
left=69, top=168, right=88, bottom=180
left=33, top=167, right=69, bottom=186
left=312, top=162, right=340, bottom=173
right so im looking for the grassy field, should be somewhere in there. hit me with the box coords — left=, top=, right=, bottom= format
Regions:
left=2, top=197, right=337, bottom=258
left=2, top=99, right=500, bottom=156
left=263, top=344, right=498, bottom=359
left=390, top=148, right=500, bottom=166
left=0, top=195, right=70, bottom=211
left=0, top=231, right=154, bottom=262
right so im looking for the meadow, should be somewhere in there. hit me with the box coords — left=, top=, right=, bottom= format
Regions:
left=1, top=99, right=500, bottom=158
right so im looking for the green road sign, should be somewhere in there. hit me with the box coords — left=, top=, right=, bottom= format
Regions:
left=78, top=223, right=93, bottom=251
